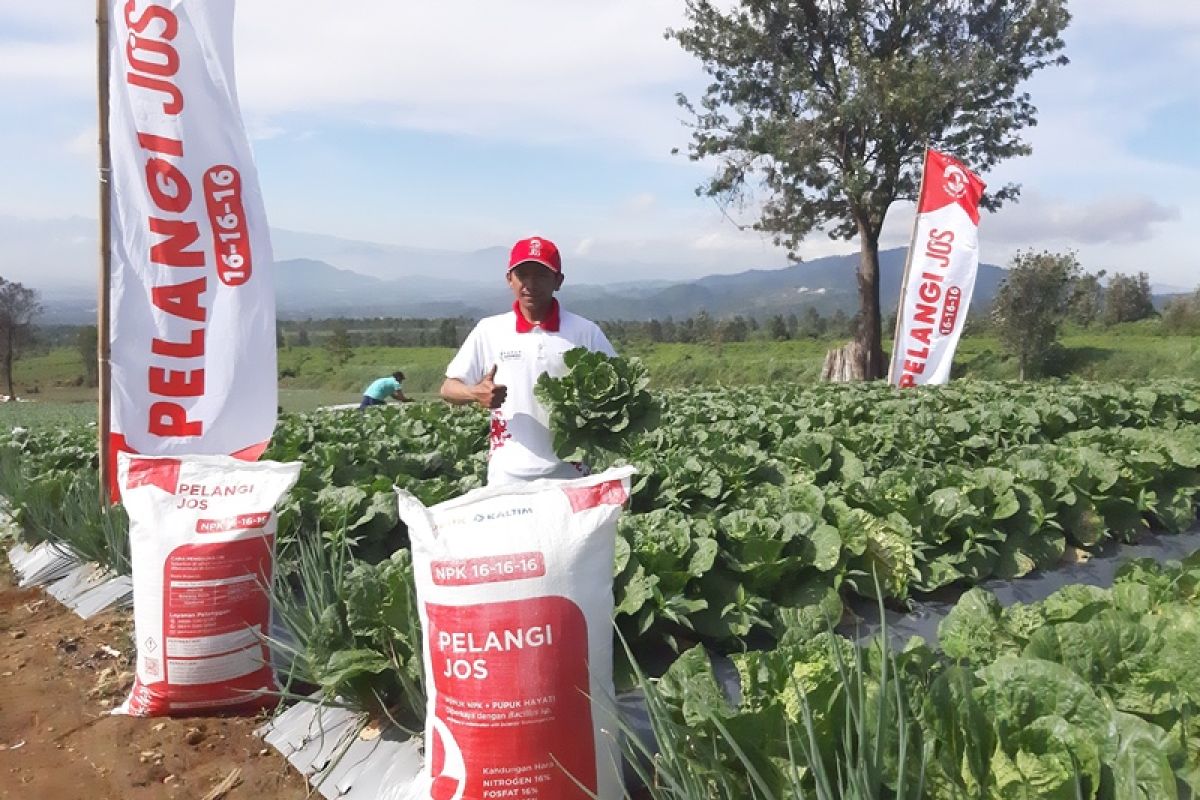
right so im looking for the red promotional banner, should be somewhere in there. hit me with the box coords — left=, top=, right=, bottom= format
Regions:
left=889, top=149, right=986, bottom=387
left=104, top=2, right=277, bottom=498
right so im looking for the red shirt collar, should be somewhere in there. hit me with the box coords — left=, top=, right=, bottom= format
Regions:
left=513, top=299, right=560, bottom=333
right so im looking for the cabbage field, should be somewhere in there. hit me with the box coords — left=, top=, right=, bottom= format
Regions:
left=3, top=366, right=1200, bottom=799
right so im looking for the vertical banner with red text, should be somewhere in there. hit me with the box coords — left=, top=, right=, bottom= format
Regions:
left=889, top=150, right=986, bottom=387
left=107, top=1, right=276, bottom=497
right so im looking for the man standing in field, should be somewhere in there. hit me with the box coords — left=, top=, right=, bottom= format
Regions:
left=358, top=371, right=411, bottom=409
left=441, top=236, right=616, bottom=485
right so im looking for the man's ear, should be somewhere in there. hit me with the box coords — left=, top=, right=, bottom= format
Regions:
left=554, top=273, right=565, bottom=290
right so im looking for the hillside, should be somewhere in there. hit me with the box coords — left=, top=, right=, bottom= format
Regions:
left=267, top=247, right=1008, bottom=321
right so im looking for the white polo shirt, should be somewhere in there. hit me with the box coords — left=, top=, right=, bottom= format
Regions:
left=445, top=302, right=616, bottom=484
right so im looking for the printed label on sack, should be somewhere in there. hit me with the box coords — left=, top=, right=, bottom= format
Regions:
left=195, top=512, right=271, bottom=534
left=425, top=598, right=595, bottom=799
left=430, top=552, right=546, bottom=587
left=159, top=536, right=274, bottom=705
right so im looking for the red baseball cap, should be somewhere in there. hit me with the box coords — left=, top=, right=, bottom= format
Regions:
left=508, top=236, right=561, bottom=273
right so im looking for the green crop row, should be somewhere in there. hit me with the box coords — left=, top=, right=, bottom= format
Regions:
left=2, top=376, right=1198, bottom=738
left=643, top=551, right=1200, bottom=798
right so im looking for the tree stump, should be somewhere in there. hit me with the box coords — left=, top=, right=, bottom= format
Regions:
left=820, top=340, right=869, bottom=382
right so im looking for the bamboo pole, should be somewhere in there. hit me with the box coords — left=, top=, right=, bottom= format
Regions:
left=97, top=0, right=113, bottom=501
left=886, top=147, right=931, bottom=385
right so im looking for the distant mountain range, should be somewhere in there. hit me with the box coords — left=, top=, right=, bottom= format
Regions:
left=264, top=247, right=1009, bottom=322
left=11, top=216, right=1190, bottom=325
left=33, top=246, right=1006, bottom=324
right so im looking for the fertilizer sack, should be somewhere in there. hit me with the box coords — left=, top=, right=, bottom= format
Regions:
left=115, top=453, right=300, bottom=717
left=397, top=466, right=634, bottom=800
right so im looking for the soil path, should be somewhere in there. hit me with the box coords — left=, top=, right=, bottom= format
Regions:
left=0, top=561, right=310, bottom=800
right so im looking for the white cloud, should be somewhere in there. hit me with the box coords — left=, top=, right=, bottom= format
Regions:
left=878, top=191, right=1197, bottom=286
left=2, top=2, right=1198, bottom=287
left=623, top=193, right=658, bottom=213
left=1082, top=1, right=1200, bottom=29
left=66, top=125, right=97, bottom=157
left=984, top=192, right=1181, bottom=246
left=230, top=2, right=700, bottom=158
left=244, top=120, right=287, bottom=142
left=691, top=232, right=732, bottom=252
left=0, top=2, right=702, bottom=158
left=883, top=192, right=1182, bottom=252
left=0, top=40, right=92, bottom=95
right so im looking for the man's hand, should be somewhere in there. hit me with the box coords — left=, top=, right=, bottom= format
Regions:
left=439, top=366, right=508, bottom=408
left=473, top=365, right=507, bottom=409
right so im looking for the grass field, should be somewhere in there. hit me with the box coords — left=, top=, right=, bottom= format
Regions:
left=0, top=402, right=97, bottom=429
left=260, top=333, right=1200, bottom=388
left=0, top=389, right=448, bottom=428
left=5, top=330, right=1199, bottom=429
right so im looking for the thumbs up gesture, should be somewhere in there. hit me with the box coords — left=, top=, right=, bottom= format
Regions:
left=474, top=365, right=508, bottom=409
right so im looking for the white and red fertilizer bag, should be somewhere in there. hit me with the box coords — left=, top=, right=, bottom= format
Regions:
left=115, top=452, right=301, bottom=717
left=396, top=466, right=635, bottom=800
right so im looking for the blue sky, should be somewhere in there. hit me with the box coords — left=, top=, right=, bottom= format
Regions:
left=0, top=1, right=1197, bottom=288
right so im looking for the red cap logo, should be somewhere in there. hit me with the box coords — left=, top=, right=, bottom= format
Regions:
left=508, top=237, right=561, bottom=273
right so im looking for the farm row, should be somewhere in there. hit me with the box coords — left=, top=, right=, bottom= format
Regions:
left=2, top=373, right=1199, bottom=797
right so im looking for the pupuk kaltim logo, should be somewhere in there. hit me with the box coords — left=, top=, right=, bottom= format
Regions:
left=942, top=163, right=969, bottom=199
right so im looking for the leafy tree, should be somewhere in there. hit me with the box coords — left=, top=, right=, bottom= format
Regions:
left=990, top=250, right=1079, bottom=380
left=325, top=323, right=353, bottom=367
left=798, top=306, right=826, bottom=338
left=660, top=317, right=678, bottom=343
left=883, top=311, right=898, bottom=341
left=677, top=317, right=697, bottom=344
left=296, top=325, right=310, bottom=347
left=669, top=0, right=1070, bottom=379
left=647, top=318, right=665, bottom=342
left=1102, top=271, right=1155, bottom=325
left=829, top=308, right=852, bottom=338
left=726, top=315, right=750, bottom=342
left=0, top=277, right=41, bottom=398
left=1066, top=270, right=1105, bottom=327
left=1162, top=288, right=1200, bottom=335
left=767, top=314, right=789, bottom=340
left=437, top=318, right=458, bottom=348
left=77, top=325, right=99, bottom=387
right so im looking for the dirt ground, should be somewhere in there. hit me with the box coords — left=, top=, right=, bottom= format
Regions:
left=0, top=562, right=311, bottom=800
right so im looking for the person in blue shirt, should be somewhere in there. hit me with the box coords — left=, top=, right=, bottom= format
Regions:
left=359, top=371, right=411, bottom=409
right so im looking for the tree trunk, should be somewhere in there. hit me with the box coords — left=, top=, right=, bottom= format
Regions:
left=820, top=339, right=869, bottom=382
left=2, top=339, right=13, bottom=400
left=855, top=226, right=887, bottom=380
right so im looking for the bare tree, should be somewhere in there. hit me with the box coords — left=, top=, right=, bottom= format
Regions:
left=0, top=277, right=41, bottom=399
